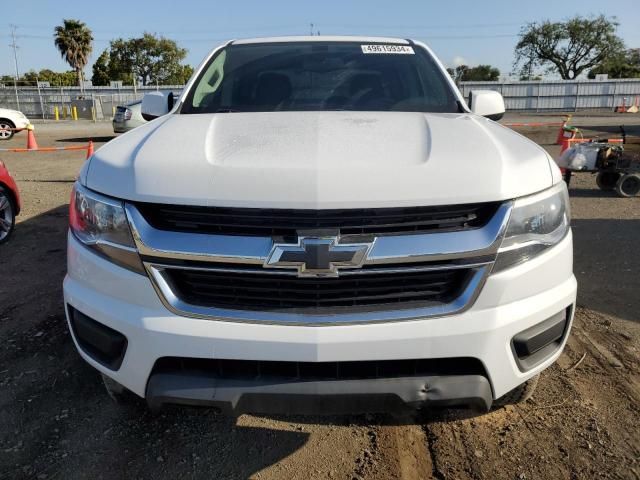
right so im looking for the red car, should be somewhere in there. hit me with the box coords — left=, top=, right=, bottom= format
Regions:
left=0, top=159, right=20, bottom=243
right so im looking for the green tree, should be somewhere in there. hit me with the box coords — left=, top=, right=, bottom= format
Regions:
left=107, top=33, right=189, bottom=86
left=92, top=50, right=111, bottom=86
left=166, top=64, right=194, bottom=85
left=514, top=15, right=625, bottom=79
left=447, top=65, right=467, bottom=83
left=53, top=19, right=93, bottom=91
left=588, top=49, right=640, bottom=79
left=447, top=64, right=500, bottom=82
left=461, top=65, right=500, bottom=81
left=22, top=69, right=78, bottom=86
left=519, top=74, right=543, bottom=81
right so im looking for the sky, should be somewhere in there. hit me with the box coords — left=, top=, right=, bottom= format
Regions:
left=2, top=0, right=640, bottom=80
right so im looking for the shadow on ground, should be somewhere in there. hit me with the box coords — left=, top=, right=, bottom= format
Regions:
left=572, top=218, right=639, bottom=324
left=568, top=187, right=618, bottom=198
left=578, top=124, right=640, bottom=137
left=56, top=136, right=117, bottom=143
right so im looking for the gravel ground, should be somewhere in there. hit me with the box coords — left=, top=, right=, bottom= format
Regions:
left=0, top=115, right=638, bottom=480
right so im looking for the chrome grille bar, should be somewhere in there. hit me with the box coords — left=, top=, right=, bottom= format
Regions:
left=126, top=202, right=512, bottom=265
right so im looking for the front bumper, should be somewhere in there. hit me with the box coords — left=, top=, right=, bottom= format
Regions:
left=112, top=120, right=143, bottom=133
left=146, top=372, right=494, bottom=414
left=112, top=121, right=127, bottom=133
left=64, top=231, right=576, bottom=411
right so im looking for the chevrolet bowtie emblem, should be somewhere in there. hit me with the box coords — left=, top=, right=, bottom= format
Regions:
left=264, top=237, right=373, bottom=277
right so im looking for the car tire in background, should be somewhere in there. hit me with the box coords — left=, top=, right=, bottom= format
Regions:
left=0, top=119, right=16, bottom=141
left=595, top=171, right=621, bottom=191
left=615, top=173, right=640, bottom=197
left=493, top=374, right=539, bottom=407
left=0, top=186, right=16, bottom=243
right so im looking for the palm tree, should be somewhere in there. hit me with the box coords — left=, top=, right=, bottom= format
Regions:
left=54, top=19, right=93, bottom=93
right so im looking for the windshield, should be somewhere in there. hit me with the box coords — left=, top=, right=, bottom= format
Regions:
left=181, top=42, right=459, bottom=114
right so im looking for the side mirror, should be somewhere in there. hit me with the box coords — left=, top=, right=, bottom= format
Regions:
left=141, top=91, right=174, bottom=121
left=468, top=90, right=505, bottom=121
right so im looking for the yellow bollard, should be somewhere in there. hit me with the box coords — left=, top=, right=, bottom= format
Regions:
left=72, top=106, right=78, bottom=121
left=112, top=105, right=116, bottom=117
left=62, top=105, right=66, bottom=119
left=54, top=106, right=59, bottom=121
left=91, top=107, right=96, bottom=122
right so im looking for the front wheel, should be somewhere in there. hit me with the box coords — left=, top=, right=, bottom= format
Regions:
left=494, top=374, right=539, bottom=407
left=0, top=120, right=15, bottom=141
left=615, top=173, right=640, bottom=197
left=0, top=187, right=16, bottom=244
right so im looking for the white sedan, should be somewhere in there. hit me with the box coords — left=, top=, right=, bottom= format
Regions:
left=0, top=108, right=30, bottom=140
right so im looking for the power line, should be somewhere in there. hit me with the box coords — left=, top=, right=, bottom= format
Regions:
left=415, top=33, right=518, bottom=39
left=9, top=20, right=526, bottom=34
left=2, top=31, right=519, bottom=42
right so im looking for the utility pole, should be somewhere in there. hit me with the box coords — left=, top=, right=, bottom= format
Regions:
left=35, top=75, right=45, bottom=120
left=310, top=23, right=314, bottom=36
left=9, top=24, right=20, bottom=110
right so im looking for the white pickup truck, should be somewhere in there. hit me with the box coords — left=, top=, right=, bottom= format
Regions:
left=64, top=36, right=576, bottom=415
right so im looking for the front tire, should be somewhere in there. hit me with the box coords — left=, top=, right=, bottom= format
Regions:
left=0, top=187, right=16, bottom=244
left=0, top=119, right=15, bottom=141
left=615, top=173, right=640, bottom=197
left=494, top=374, right=539, bottom=407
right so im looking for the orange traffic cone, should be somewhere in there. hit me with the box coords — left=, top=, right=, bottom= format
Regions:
left=616, top=97, right=628, bottom=113
left=86, top=140, right=94, bottom=159
left=26, top=124, right=38, bottom=150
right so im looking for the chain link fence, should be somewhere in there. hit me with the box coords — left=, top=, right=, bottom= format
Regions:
left=2, top=79, right=640, bottom=118
left=0, top=85, right=182, bottom=120
left=458, top=79, right=640, bottom=112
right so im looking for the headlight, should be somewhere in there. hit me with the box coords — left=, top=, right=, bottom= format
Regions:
left=493, top=182, right=570, bottom=272
left=69, top=182, right=144, bottom=273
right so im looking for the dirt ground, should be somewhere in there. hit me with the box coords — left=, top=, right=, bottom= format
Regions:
left=0, top=114, right=638, bottom=480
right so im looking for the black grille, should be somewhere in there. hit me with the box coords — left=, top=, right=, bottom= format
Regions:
left=153, top=357, right=487, bottom=381
left=163, top=268, right=471, bottom=311
left=135, top=202, right=501, bottom=237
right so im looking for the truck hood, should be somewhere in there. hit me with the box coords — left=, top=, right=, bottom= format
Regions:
left=85, top=111, right=554, bottom=208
